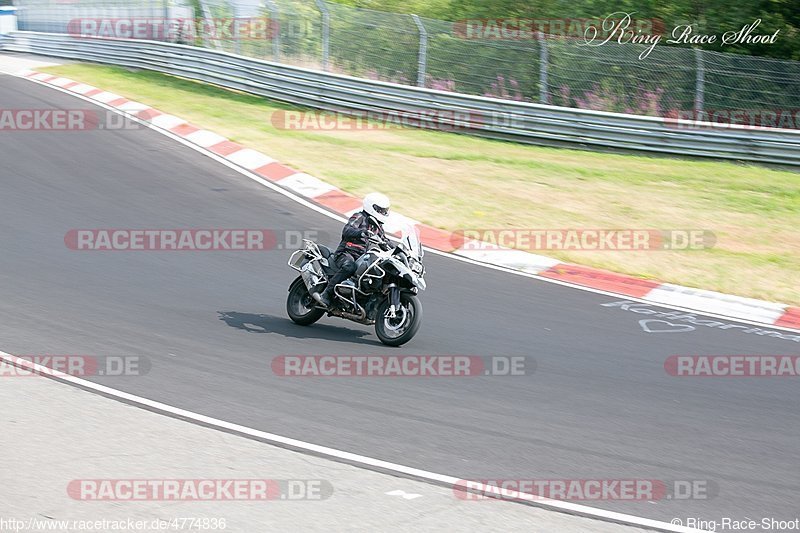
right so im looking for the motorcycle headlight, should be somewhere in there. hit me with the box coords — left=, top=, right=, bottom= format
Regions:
left=411, top=260, right=424, bottom=276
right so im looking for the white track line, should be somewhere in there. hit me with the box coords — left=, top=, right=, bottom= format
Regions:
left=0, top=351, right=704, bottom=533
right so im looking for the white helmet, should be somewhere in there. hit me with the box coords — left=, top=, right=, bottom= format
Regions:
left=362, top=192, right=391, bottom=224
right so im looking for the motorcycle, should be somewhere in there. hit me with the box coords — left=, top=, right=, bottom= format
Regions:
left=286, top=223, right=426, bottom=346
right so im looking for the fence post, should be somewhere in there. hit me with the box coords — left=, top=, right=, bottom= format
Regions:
left=694, top=48, right=705, bottom=113
left=314, top=0, right=329, bottom=71
left=264, top=0, right=280, bottom=62
left=410, top=14, right=427, bottom=88
left=160, top=0, right=169, bottom=42
left=10, top=2, right=21, bottom=32
left=538, top=31, right=548, bottom=104
left=198, top=0, right=221, bottom=50
left=232, top=1, right=241, bottom=55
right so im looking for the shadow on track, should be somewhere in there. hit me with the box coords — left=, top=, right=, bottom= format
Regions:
left=217, top=311, right=375, bottom=345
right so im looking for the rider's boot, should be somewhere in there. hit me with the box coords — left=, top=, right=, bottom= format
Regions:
left=313, top=285, right=334, bottom=308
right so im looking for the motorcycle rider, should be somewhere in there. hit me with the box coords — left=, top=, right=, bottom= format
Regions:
left=312, top=192, right=391, bottom=308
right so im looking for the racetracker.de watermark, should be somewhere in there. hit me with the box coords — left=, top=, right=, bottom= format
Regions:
left=453, top=479, right=716, bottom=501
left=64, top=229, right=328, bottom=251
left=67, top=479, right=333, bottom=501
left=67, top=17, right=277, bottom=41
left=665, top=109, right=800, bottom=130
left=0, top=517, right=228, bottom=532
left=272, top=109, right=639, bottom=133
left=0, top=109, right=145, bottom=131
left=0, top=355, right=150, bottom=377
left=271, top=355, right=534, bottom=377
left=665, top=355, right=800, bottom=377
left=270, top=109, right=482, bottom=132
left=454, top=229, right=715, bottom=251
left=452, top=16, right=664, bottom=40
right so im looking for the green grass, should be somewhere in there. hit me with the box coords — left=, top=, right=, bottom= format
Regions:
left=41, top=63, right=800, bottom=306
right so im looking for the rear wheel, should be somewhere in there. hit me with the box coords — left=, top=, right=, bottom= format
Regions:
left=286, top=276, right=324, bottom=326
left=375, top=293, right=422, bottom=346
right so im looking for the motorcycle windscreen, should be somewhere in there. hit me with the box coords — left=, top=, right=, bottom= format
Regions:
left=400, top=222, right=423, bottom=259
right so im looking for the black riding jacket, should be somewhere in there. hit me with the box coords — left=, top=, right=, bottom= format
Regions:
left=335, top=211, right=386, bottom=256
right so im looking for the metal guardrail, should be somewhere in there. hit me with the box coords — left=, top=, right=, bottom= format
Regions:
left=4, top=31, right=800, bottom=167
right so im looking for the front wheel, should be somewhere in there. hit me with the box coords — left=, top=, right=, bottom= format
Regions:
left=287, top=276, right=324, bottom=326
left=375, top=293, right=422, bottom=346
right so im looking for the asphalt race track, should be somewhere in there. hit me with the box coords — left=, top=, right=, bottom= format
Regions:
left=1, top=73, right=798, bottom=526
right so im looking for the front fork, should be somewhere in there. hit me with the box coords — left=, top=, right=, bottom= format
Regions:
left=300, top=261, right=325, bottom=292
left=387, top=283, right=401, bottom=319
